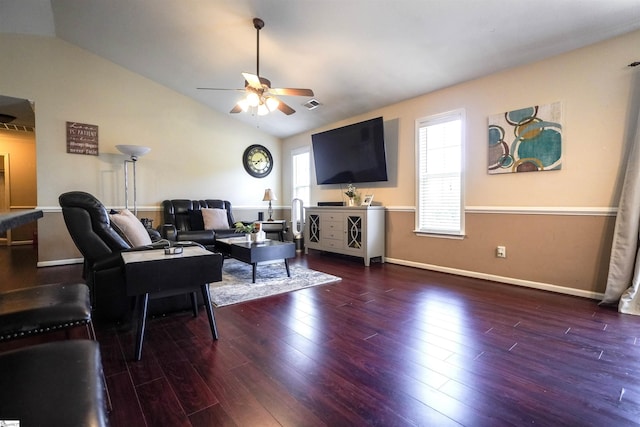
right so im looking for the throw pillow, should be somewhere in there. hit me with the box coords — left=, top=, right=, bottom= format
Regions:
left=201, top=208, right=230, bottom=230
left=109, top=209, right=152, bottom=247
left=188, top=209, right=205, bottom=231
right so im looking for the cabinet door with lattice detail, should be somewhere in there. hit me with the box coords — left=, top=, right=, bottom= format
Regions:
left=346, top=215, right=363, bottom=251
left=308, top=214, right=320, bottom=243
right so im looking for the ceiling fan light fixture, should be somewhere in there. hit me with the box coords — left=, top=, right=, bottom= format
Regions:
left=257, top=104, right=269, bottom=116
left=265, top=97, right=279, bottom=112
left=237, top=98, right=249, bottom=112
left=246, top=92, right=260, bottom=107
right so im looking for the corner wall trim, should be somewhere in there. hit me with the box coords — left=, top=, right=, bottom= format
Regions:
left=37, top=258, right=83, bottom=268
left=385, top=257, right=604, bottom=300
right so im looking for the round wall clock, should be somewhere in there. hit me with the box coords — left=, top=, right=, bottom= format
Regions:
left=242, top=144, right=273, bottom=178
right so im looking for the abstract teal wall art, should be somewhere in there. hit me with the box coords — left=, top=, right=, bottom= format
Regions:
left=488, top=102, right=562, bottom=174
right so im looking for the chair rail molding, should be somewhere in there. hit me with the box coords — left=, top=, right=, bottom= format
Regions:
left=384, top=205, right=617, bottom=216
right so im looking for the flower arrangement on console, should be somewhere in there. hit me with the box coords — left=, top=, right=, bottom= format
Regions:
left=344, top=183, right=357, bottom=198
left=344, top=183, right=359, bottom=206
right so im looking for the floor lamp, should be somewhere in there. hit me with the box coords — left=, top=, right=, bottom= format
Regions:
left=116, top=145, right=151, bottom=216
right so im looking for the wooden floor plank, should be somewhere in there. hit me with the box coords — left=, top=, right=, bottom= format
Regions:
left=188, top=403, right=238, bottom=427
left=163, top=359, right=219, bottom=415
left=136, top=378, right=191, bottom=427
left=231, top=362, right=328, bottom=427
left=105, top=371, right=147, bottom=427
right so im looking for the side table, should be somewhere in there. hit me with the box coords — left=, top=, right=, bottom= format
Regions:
left=121, top=246, right=222, bottom=360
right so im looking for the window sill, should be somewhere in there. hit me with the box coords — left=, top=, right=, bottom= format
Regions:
left=413, top=230, right=466, bottom=240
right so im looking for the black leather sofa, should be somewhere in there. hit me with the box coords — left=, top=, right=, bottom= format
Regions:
left=160, top=199, right=240, bottom=249
left=59, top=191, right=223, bottom=323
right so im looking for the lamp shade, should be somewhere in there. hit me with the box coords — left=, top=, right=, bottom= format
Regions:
left=262, top=188, right=277, bottom=201
left=116, top=145, right=151, bottom=160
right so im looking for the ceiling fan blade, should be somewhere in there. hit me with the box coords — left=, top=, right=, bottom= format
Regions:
left=269, top=88, right=314, bottom=97
left=277, top=100, right=296, bottom=115
left=242, top=72, right=263, bottom=89
left=230, top=104, right=243, bottom=114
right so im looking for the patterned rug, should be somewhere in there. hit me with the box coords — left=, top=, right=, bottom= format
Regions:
left=208, top=258, right=341, bottom=307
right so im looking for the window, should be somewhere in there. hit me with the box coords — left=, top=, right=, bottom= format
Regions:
left=415, top=109, right=464, bottom=236
left=292, top=147, right=310, bottom=205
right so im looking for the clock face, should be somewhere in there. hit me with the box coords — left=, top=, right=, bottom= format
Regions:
left=243, top=144, right=273, bottom=178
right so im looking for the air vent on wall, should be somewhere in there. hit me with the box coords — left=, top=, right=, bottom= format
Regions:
left=303, top=99, right=322, bottom=110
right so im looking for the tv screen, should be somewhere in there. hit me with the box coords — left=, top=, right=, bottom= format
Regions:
left=311, top=117, right=388, bottom=185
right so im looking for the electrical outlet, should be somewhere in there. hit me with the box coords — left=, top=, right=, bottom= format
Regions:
left=496, top=246, right=506, bottom=258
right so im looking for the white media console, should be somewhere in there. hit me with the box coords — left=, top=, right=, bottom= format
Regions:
left=305, top=205, right=385, bottom=266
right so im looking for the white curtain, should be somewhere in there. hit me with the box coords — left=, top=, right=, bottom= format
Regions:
left=602, top=72, right=640, bottom=314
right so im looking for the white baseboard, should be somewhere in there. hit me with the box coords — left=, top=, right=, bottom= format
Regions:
left=37, top=258, right=84, bottom=268
left=385, top=257, right=604, bottom=300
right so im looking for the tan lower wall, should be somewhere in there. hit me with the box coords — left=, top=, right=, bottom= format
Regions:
left=386, top=210, right=615, bottom=295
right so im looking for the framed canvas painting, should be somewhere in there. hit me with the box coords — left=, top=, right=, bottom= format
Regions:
left=488, top=102, right=562, bottom=174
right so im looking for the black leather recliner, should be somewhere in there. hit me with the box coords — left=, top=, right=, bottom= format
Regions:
left=59, top=191, right=221, bottom=323
left=160, top=199, right=239, bottom=249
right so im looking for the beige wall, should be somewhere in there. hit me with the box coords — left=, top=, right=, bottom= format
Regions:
left=283, top=30, right=640, bottom=298
left=0, top=34, right=281, bottom=263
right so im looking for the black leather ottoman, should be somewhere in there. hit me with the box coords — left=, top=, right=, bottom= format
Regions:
left=0, top=283, right=92, bottom=341
left=0, top=340, right=108, bottom=427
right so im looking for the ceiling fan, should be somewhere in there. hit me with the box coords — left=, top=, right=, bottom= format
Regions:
left=197, top=18, right=314, bottom=116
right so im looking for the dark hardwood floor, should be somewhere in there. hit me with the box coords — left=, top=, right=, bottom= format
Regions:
left=2, top=244, right=640, bottom=426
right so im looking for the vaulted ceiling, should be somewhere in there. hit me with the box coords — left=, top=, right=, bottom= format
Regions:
left=2, top=0, right=640, bottom=138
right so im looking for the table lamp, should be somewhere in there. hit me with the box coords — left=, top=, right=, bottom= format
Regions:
left=262, top=188, right=277, bottom=221
left=116, top=145, right=151, bottom=216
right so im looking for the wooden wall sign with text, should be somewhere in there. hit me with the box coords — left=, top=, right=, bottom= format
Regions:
left=66, top=121, right=99, bottom=156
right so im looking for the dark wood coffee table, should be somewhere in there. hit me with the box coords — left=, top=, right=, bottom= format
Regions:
left=216, top=237, right=296, bottom=283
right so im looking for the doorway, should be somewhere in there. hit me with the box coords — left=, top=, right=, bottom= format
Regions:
left=0, top=153, right=9, bottom=244
left=0, top=95, right=37, bottom=246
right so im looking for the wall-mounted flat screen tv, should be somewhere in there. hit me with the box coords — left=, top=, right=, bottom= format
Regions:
left=311, top=117, right=388, bottom=185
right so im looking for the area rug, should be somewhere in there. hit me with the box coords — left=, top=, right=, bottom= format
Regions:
left=208, top=259, right=341, bottom=307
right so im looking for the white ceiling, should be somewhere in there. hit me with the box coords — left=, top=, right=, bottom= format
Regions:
left=2, top=0, right=640, bottom=138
